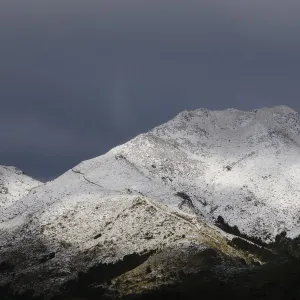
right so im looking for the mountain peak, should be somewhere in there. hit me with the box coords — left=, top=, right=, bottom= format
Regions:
left=1, top=106, right=300, bottom=298
left=0, top=165, right=41, bottom=209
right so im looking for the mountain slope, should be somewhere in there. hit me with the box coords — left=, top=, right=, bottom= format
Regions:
left=1, top=194, right=256, bottom=299
left=74, top=105, right=300, bottom=241
left=0, top=166, right=41, bottom=209
left=1, top=105, right=300, bottom=299
left=3, top=105, right=299, bottom=240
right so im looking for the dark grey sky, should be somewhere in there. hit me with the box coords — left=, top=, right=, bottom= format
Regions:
left=1, top=1, right=300, bottom=180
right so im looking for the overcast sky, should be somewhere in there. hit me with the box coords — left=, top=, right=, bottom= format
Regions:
left=1, top=1, right=300, bottom=180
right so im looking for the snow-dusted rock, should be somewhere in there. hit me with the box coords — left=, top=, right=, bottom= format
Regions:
left=0, top=166, right=41, bottom=209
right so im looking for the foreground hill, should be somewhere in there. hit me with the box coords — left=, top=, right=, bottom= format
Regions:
left=1, top=106, right=300, bottom=299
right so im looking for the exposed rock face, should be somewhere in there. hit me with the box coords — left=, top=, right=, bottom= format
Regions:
left=1, top=106, right=300, bottom=299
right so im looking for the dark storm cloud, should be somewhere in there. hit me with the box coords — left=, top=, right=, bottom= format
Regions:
left=1, top=1, right=300, bottom=180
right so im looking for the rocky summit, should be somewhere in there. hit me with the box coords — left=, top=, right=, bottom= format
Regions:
left=1, top=106, right=300, bottom=299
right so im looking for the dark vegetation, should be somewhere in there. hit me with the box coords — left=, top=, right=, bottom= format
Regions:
left=176, top=192, right=195, bottom=209
left=2, top=243, right=300, bottom=300
left=129, top=257, right=300, bottom=300
left=215, top=215, right=300, bottom=259
left=54, top=251, right=156, bottom=300
left=2, top=216, right=300, bottom=299
left=2, top=257, right=300, bottom=300
left=93, top=233, right=102, bottom=240
left=270, top=232, right=300, bottom=258
left=229, top=237, right=275, bottom=262
left=39, top=252, right=56, bottom=264
left=215, top=216, right=267, bottom=247
left=0, top=261, right=14, bottom=274
left=215, top=215, right=276, bottom=262
left=176, top=191, right=207, bottom=210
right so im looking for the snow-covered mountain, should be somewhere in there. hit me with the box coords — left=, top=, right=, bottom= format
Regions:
left=2, top=105, right=300, bottom=240
left=0, top=166, right=41, bottom=209
left=1, top=105, right=300, bottom=299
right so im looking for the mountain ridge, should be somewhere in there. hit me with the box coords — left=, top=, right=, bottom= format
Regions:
left=0, top=165, right=41, bottom=210
left=1, top=105, right=300, bottom=299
